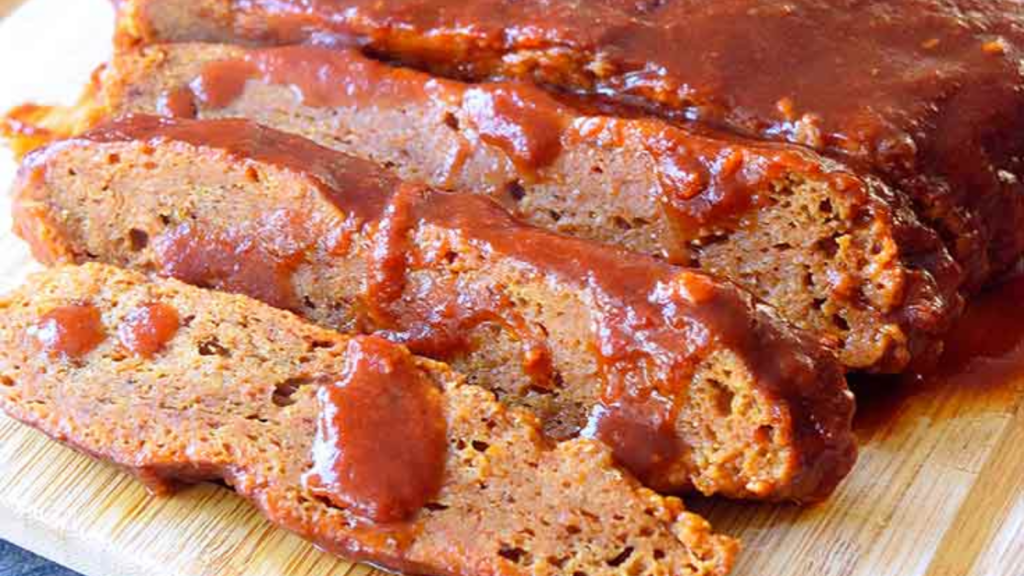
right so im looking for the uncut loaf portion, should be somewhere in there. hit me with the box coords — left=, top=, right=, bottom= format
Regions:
left=11, top=42, right=962, bottom=373
left=11, top=115, right=856, bottom=502
left=113, top=0, right=1024, bottom=298
left=0, top=263, right=739, bottom=576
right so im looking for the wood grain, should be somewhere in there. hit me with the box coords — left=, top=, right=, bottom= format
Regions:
left=1, top=1, right=1023, bottom=575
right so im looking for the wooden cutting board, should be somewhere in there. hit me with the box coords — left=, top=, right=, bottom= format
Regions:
left=1, top=1, right=1023, bottom=575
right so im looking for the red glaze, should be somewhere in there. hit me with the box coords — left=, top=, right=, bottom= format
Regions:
left=130, top=0, right=1024, bottom=288
left=41, top=116, right=855, bottom=497
left=157, top=86, right=198, bottom=118
left=121, top=44, right=961, bottom=371
left=583, top=397, right=682, bottom=482
left=117, top=302, right=181, bottom=357
left=364, top=184, right=852, bottom=490
left=30, top=303, right=106, bottom=360
left=153, top=221, right=306, bottom=311
left=363, top=183, right=556, bottom=389
left=152, top=45, right=944, bottom=254
left=303, top=336, right=447, bottom=523
left=459, top=84, right=566, bottom=177
left=178, top=47, right=567, bottom=178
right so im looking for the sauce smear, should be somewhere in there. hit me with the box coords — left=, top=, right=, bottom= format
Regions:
left=583, top=396, right=682, bottom=482
left=31, top=303, right=106, bottom=360
left=303, top=336, right=447, bottom=523
left=117, top=302, right=181, bottom=358
left=154, top=221, right=306, bottom=311
left=182, top=47, right=567, bottom=177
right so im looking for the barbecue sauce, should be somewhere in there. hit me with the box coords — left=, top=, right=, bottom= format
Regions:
left=117, top=302, right=181, bottom=358
left=303, top=336, right=447, bottom=523
left=31, top=303, right=106, bottom=360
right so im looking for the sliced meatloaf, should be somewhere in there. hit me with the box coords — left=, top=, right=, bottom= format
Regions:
left=11, top=115, right=856, bottom=502
left=0, top=262, right=739, bottom=576
left=114, top=0, right=1024, bottom=301
left=17, top=42, right=963, bottom=373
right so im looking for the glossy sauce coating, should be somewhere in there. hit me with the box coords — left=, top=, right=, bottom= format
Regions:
left=153, top=221, right=306, bottom=311
left=303, top=336, right=447, bottom=523
left=173, top=46, right=567, bottom=179
left=159, top=45, right=871, bottom=236
left=363, top=182, right=556, bottom=389
left=459, top=84, right=566, bottom=176
left=583, top=398, right=682, bottom=482
left=80, top=115, right=395, bottom=226
left=54, top=116, right=855, bottom=496
left=83, top=117, right=556, bottom=384
left=117, top=302, right=181, bottom=357
left=161, top=0, right=1024, bottom=286
left=30, top=303, right=106, bottom=360
left=156, top=86, right=198, bottom=118
left=366, top=184, right=850, bottom=488
left=200, top=0, right=1024, bottom=157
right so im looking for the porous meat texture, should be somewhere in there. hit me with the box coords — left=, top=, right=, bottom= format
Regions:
left=11, top=115, right=856, bottom=502
left=113, top=0, right=1024, bottom=304
left=14, top=42, right=963, bottom=373
left=0, top=263, right=739, bottom=576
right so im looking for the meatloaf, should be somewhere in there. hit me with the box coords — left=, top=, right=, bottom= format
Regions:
left=114, top=0, right=1024, bottom=298
left=11, top=114, right=857, bottom=502
left=12, top=42, right=963, bottom=373
left=0, top=262, right=739, bottom=576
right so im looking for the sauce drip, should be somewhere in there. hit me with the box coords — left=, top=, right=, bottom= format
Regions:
left=157, top=86, right=198, bottom=119
left=303, top=336, right=447, bottom=523
left=569, top=117, right=824, bottom=236
left=153, top=221, right=306, bottom=311
left=117, top=302, right=181, bottom=358
left=582, top=396, right=682, bottom=482
left=460, top=84, right=566, bottom=177
left=30, top=303, right=106, bottom=360
left=363, top=184, right=556, bottom=389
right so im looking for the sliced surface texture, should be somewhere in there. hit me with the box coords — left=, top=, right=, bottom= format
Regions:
left=4, top=42, right=963, bottom=372
left=11, top=115, right=857, bottom=502
left=114, top=0, right=1024, bottom=316
left=0, top=263, right=739, bottom=576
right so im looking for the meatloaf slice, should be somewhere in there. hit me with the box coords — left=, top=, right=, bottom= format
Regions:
left=23, top=42, right=962, bottom=373
left=0, top=263, right=739, bottom=576
left=114, top=0, right=1024, bottom=301
left=11, top=115, right=856, bottom=502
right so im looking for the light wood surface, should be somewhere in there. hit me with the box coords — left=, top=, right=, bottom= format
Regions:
left=1, top=1, right=1023, bottom=575
left=0, top=0, right=23, bottom=18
